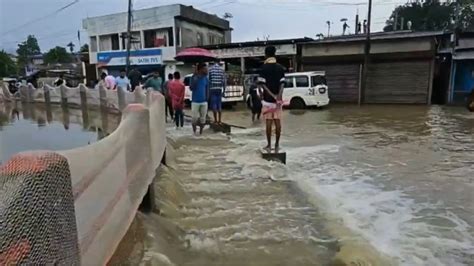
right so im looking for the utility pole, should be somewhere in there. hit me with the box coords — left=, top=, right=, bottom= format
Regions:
left=355, top=14, right=359, bottom=35
left=125, top=0, right=133, bottom=74
left=326, top=21, right=331, bottom=37
left=360, top=0, right=372, bottom=105
left=449, top=0, right=460, bottom=103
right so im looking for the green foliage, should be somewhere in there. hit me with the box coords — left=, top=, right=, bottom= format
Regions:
left=0, top=50, right=17, bottom=77
left=80, top=44, right=89, bottom=53
left=384, top=0, right=474, bottom=32
left=44, top=46, right=72, bottom=64
left=16, top=35, right=41, bottom=70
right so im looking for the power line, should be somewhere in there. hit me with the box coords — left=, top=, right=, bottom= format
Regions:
left=1, top=0, right=80, bottom=36
left=203, top=0, right=237, bottom=10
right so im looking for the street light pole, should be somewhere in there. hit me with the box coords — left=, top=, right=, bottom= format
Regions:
left=125, top=0, right=133, bottom=74
left=360, top=0, right=372, bottom=105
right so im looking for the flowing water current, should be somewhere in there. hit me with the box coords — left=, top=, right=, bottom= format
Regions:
left=112, top=105, right=474, bottom=266
left=1, top=102, right=472, bottom=265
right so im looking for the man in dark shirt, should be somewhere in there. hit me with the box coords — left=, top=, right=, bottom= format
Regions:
left=259, top=46, right=286, bottom=151
left=128, top=68, right=142, bottom=92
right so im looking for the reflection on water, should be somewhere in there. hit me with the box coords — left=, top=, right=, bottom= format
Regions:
left=0, top=102, right=121, bottom=163
left=115, top=104, right=474, bottom=266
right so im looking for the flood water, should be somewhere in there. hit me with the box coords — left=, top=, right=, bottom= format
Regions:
left=112, top=104, right=474, bottom=266
left=0, top=102, right=120, bottom=163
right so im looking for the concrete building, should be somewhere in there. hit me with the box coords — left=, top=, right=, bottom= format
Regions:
left=200, top=38, right=314, bottom=94
left=301, top=31, right=451, bottom=104
left=82, top=4, right=231, bottom=78
left=201, top=38, right=314, bottom=73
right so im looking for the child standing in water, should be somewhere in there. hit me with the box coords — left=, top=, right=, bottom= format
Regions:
left=248, top=76, right=263, bottom=122
left=168, top=71, right=185, bottom=128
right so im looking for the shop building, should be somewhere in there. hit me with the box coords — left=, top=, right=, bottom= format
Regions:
left=82, top=4, right=231, bottom=78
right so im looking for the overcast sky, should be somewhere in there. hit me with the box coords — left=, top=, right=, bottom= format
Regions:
left=0, top=0, right=405, bottom=54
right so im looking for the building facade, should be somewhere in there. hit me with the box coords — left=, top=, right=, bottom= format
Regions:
left=301, top=31, right=451, bottom=104
left=83, top=4, right=231, bottom=78
left=449, top=32, right=474, bottom=105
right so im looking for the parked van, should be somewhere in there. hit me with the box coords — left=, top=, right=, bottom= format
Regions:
left=183, top=74, right=244, bottom=106
left=246, top=71, right=330, bottom=109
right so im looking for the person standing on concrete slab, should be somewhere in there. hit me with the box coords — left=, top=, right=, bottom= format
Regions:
left=259, top=46, right=285, bottom=151
left=163, top=73, right=174, bottom=122
left=190, top=63, right=209, bottom=135
left=208, top=61, right=226, bottom=124
left=115, top=69, right=131, bottom=91
left=169, top=71, right=185, bottom=128
left=144, top=70, right=163, bottom=93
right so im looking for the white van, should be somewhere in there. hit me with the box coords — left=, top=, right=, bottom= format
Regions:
left=247, top=71, right=330, bottom=109
left=183, top=74, right=244, bottom=106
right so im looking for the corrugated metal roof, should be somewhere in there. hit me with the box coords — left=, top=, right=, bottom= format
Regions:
left=199, top=37, right=314, bottom=49
left=309, top=30, right=449, bottom=44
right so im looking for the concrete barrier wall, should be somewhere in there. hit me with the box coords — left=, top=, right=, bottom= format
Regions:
left=0, top=83, right=148, bottom=112
left=0, top=85, right=166, bottom=265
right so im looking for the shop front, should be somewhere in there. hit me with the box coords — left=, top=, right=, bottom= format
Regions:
left=97, top=49, right=163, bottom=77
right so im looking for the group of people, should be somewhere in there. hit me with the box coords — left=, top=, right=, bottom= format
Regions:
left=96, top=45, right=283, bottom=150
left=98, top=68, right=186, bottom=127
left=188, top=45, right=284, bottom=151
left=187, top=61, right=226, bottom=135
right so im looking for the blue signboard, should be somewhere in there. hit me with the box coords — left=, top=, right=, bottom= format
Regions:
left=97, top=49, right=162, bottom=66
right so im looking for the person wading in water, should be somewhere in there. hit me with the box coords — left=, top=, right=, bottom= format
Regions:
left=190, top=63, right=209, bottom=135
left=259, top=46, right=285, bottom=151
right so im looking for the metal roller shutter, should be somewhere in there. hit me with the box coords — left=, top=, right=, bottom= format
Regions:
left=366, top=60, right=431, bottom=104
left=304, top=64, right=360, bottom=103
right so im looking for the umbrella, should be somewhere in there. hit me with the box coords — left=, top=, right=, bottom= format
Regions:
left=175, top=48, right=217, bottom=63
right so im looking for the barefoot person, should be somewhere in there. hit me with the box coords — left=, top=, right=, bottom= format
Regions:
left=259, top=46, right=285, bottom=151
left=190, top=63, right=209, bottom=135
left=208, top=61, right=226, bottom=124
left=169, top=71, right=185, bottom=128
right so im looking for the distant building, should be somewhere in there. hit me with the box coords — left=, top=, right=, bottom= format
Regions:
left=29, top=54, right=44, bottom=65
left=82, top=4, right=231, bottom=78
left=8, top=54, right=17, bottom=63
left=301, top=31, right=451, bottom=104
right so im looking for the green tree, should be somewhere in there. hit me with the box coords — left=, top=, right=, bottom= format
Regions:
left=16, top=35, right=41, bottom=69
left=44, top=46, right=72, bottom=64
left=384, top=0, right=474, bottom=32
left=0, top=50, right=17, bottom=77
left=80, top=44, right=89, bottom=53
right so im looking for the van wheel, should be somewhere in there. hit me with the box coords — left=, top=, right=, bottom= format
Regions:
left=290, top=98, right=306, bottom=109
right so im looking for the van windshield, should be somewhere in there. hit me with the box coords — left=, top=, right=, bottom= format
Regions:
left=312, top=75, right=327, bottom=86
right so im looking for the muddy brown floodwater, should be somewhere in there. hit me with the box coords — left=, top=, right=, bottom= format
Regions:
left=112, top=104, right=474, bottom=266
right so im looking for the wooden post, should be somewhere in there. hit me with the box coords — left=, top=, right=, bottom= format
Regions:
left=427, top=58, right=435, bottom=105
left=358, top=63, right=363, bottom=105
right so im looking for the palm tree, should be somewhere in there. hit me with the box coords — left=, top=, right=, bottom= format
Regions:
left=326, top=21, right=331, bottom=36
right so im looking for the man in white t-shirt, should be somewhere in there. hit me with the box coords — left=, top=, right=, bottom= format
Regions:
left=115, top=69, right=131, bottom=91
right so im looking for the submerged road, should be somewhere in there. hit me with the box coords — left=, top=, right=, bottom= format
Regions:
left=112, top=104, right=474, bottom=266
